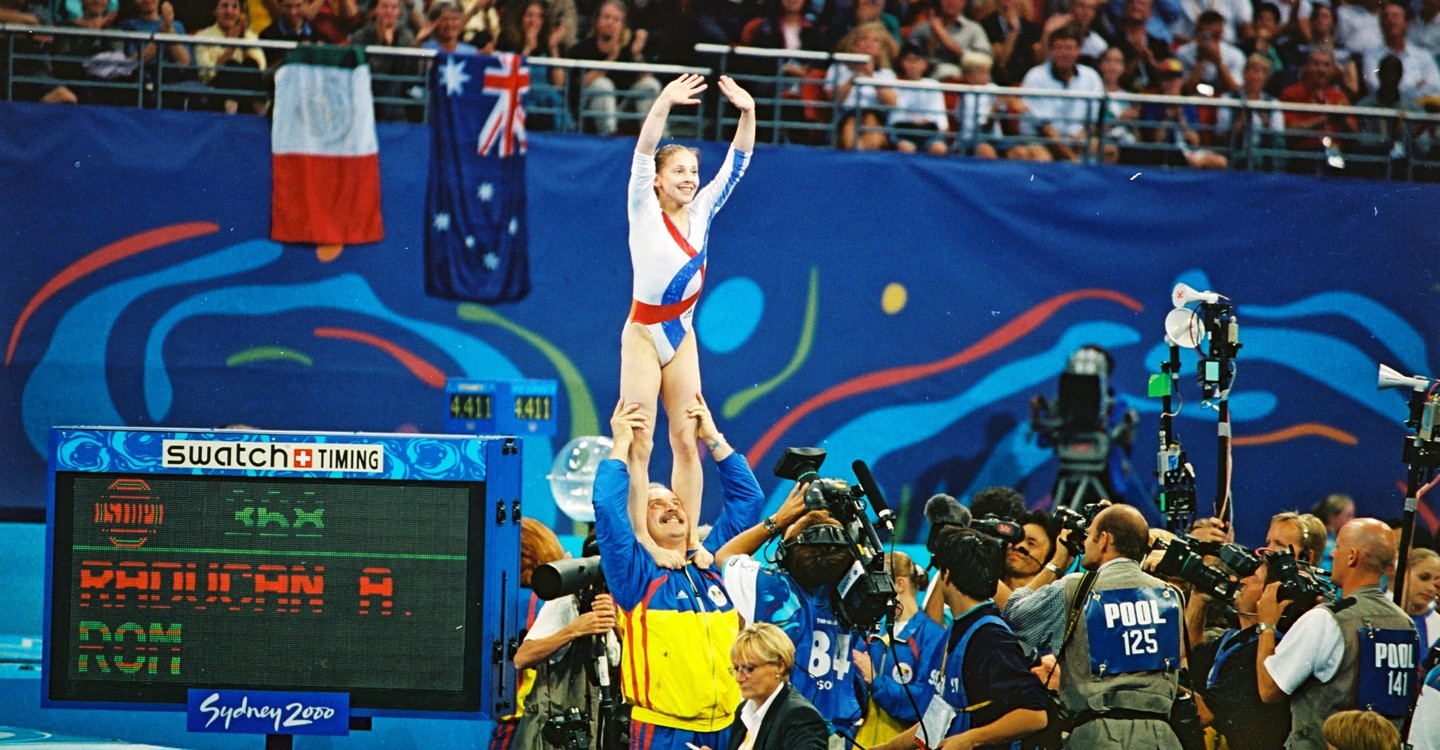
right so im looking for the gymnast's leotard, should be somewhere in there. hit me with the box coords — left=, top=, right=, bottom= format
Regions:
left=626, top=146, right=750, bottom=366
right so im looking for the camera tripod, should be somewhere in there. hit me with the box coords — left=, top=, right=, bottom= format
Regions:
left=1050, top=430, right=1113, bottom=510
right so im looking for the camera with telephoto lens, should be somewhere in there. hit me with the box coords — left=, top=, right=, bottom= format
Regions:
left=1151, top=535, right=1239, bottom=601
left=532, top=554, right=609, bottom=612
left=1218, top=545, right=1336, bottom=607
left=543, top=707, right=591, bottom=750
left=773, top=447, right=895, bottom=633
left=1049, top=503, right=1103, bottom=555
left=972, top=514, right=1026, bottom=546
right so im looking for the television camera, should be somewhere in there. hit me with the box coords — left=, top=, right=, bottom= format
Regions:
left=773, top=447, right=897, bottom=633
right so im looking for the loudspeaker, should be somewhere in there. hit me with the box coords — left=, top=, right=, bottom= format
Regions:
left=1172, top=282, right=1221, bottom=309
left=1165, top=308, right=1205, bottom=348
left=1378, top=363, right=1430, bottom=392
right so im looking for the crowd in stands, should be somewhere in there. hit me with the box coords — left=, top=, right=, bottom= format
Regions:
left=4, top=0, right=1440, bottom=169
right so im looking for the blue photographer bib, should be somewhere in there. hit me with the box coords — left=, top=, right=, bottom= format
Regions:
left=751, top=566, right=862, bottom=730
left=1356, top=627, right=1418, bottom=717
left=1084, top=587, right=1182, bottom=676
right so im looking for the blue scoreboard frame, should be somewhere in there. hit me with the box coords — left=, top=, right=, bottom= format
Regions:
left=43, top=427, right=521, bottom=720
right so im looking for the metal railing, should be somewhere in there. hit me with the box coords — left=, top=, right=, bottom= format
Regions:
left=6, top=23, right=1440, bottom=180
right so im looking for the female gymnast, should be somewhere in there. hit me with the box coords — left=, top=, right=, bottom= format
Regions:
left=623, top=73, right=755, bottom=566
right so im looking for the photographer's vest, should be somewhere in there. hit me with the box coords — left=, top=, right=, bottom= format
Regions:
left=514, top=612, right=606, bottom=750
left=1058, top=559, right=1180, bottom=721
left=1288, top=586, right=1416, bottom=750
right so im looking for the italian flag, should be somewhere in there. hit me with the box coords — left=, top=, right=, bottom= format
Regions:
left=271, top=45, right=384, bottom=245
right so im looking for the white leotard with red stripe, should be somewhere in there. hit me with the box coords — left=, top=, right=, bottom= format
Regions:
left=626, top=146, right=750, bottom=365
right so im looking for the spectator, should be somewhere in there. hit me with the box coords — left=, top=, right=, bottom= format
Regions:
left=194, top=0, right=267, bottom=114
left=1278, top=46, right=1358, bottom=174
left=955, top=50, right=1051, bottom=158
left=1337, top=0, right=1385, bottom=56
left=51, top=0, right=115, bottom=23
left=852, top=551, right=947, bottom=748
left=1353, top=54, right=1425, bottom=165
left=1168, top=0, right=1250, bottom=44
left=710, top=623, right=829, bottom=750
left=0, top=0, right=79, bottom=103
left=828, top=0, right=902, bottom=48
left=1021, top=27, right=1104, bottom=161
left=420, top=1, right=482, bottom=53
left=1401, top=547, right=1440, bottom=652
left=55, top=0, right=133, bottom=104
left=119, top=0, right=194, bottom=99
left=594, top=399, right=765, bottom=750
left=641, top=0, right=707, bottom=65
left=981, top=0, right=1041, bottom=84
left=1103, top=0, right=1172, bottom=90
left=1099, top=0, right=1181, bottom=45
left=736, top=0, right=824, bottom=143
left=459, top=0, right=500, bottom=49
left=1242, top=3, right=1286, bottom=83
left=1311, top=493, right=1357, bottom=570
left=716, top=483, right=868, bottom=739
left=1265, top=511, right=1328, bottom=567
left=1002, top=505, right=1183, bottom=749
left=888, top=44, right=951, bottom=154
left=351, top=0, right=422, bottom=122
left=1411, top=0, right=1440, bottom=53
left=1036, top=0, right=1109, bottom=67
left=1191, top=559, right=1292, bottom=750
left=873, top=528, right=1050, bottom=750
left=1414, top=659, right=1440, bottom=750
left=1143, top=59, right=1230, bottom=168
left=907, top=0, right=992, bottom=79
left=689, top=0, right=760, bottom=44
left=1097, top=45, right=1141, bottom=153
left=298, top=0, right=358, bottom=42
left=491, top=518, right=567, bottom=750
left=496, top=0, right=572, bottom=130
left=1175, top=10, right=1245, bottom=95
left=1284, top=3, right=1361, bottom=99
left=258, top=0, right=321, bottom=67
left=1321, top=710, right=1402, bottom=750
left=826, top=21, right=899, bottom=149
left=1257, top=519, right=1417, bottom=750
left=570, top=0, right=661, bottom=136
left=1361, top=1, right=1440, bottom=98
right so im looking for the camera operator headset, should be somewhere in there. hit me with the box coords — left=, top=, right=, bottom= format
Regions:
left=516, top=538, right=623, bottom=750
left=1003, top=504, right=1185, bottom=750
left=716, top=480, right=870, bottom=747
left=1255, top=518, right=1419, bottom=750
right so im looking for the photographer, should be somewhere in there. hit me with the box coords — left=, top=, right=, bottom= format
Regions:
left=513, top=537, right=621, bottom=750
left=1003, top=511, right=1060, bottom=591
left=1003, top=505, right=1183, bottom=749
left=595, top=399, right=765, bottom=750
left=1256, top=518, right=1417, bottom=750
left=874, top=527, right=1049, bottom=750
left=1191, top=558, right=1291, bottom=750
left=715, top=484, right=868, bottom=741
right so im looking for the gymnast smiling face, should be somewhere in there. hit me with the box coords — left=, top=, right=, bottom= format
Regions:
left=653, top=148, right=700, bottom=210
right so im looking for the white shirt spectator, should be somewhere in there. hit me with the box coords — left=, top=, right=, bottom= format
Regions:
left=1080, top=29, right=1109, bottom=60
left=1214, top=90, right=1286, bottom=139
left=1175, top=38, right=1247, bottom=87
left=1414, top=665, right=1440, bottom=750
left=888, top=81, right=950, bottom=130
left=825, top=63, right=898, bottom=110
left=1021, top=61, right=1104, bottom=137
left=1171, top=0, right=1253, bottom=43
left=1274, top=0, right=1314, bottom=30
left=1361, top=42, right=1440, bottom=97
left=1337, top=3, right=1384, bottom=55
left=957, top=87, right=1006, bottom=141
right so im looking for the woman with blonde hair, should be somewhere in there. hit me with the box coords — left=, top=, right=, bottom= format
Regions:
left=826, top=21, right=899, bottom=149
left=699, top=623, right=827, bottom=750
left=1400, top=547, right=1440, bottom=651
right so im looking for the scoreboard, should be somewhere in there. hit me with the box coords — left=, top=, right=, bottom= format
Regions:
left=44, top=427, right=521, bottom=718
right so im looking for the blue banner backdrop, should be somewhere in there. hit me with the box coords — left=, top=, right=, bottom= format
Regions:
left=4, top=101, right=1440, bottom=547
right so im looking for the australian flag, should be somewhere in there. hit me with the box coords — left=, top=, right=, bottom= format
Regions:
left=425, top=52, right=531, bottom=303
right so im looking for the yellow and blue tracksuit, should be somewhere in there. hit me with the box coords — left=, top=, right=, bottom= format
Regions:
left=593, top=455, right=764, bottom=750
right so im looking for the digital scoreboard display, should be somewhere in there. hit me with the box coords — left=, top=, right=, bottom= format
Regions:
left=45, top=428, right=522, bottom=718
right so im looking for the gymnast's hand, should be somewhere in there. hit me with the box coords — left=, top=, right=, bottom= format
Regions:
left=658, top=73, right=707, bottom=107
left=717, top=75, right=754, bottom=114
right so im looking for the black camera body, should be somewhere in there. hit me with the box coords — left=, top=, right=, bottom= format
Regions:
left=543, top=707, right=591, bottom=750
left=1152, top=535, right=1238, bottom=601
left=1219, top=545, right=1336, bottom=607
left=773, top=447, right=895, bottom=633
left=1050, top=503, right=1102, bottom=555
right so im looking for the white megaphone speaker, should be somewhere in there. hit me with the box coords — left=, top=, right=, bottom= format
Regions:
left=1164, top=308, right=1205, bottom=348
left=1172, top=282, right=1221, bottom=309
left=1377, top=363, right=1431, bottom=392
